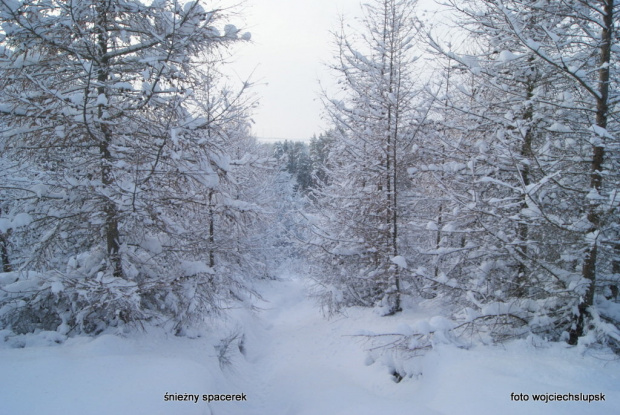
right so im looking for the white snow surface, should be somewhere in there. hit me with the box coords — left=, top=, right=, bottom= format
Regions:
left=391, top=255, right=408, bottom=269
left=1, top=275, right=619, bottom=415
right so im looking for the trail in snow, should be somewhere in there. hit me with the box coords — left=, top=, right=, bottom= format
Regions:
left=226, top=275, right=428, bottom=415
left=1, top=274, right=619, bottom=415
left=220, top=275, right=620, bottom=415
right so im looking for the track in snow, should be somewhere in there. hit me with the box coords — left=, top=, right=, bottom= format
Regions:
left=223, top=276, right=435, bottom=415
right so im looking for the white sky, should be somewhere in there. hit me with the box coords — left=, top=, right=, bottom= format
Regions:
left=229, top=0, right=446, bottom=141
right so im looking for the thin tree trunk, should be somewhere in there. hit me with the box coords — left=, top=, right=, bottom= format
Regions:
left=96, top=0, right=122, bottom=278
left=569, top=0, right=613, bottom=345
left=0, top=206, right=11, bottom=272
left=0, top=236, right=10, bottom=273
left=515, top=80, right=535, bottom=297
left=385, top=0, right=401, bottom=314
left=208, top=190, right=215, bottom=268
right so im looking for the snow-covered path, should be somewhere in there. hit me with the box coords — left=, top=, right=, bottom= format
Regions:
left=215, top=275, right=620, bottom=415
left=227, top=276, right=426, bottom=415
left=1, top=274, right=619, bottom=415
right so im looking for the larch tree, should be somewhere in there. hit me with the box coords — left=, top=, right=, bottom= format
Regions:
left=0, top=0, right=258, bottom=335
left=416, top=0, right=620, bottom=348
left=308, top=0, right=423, bottom=315
left=355, top=0, right=619, bottom=365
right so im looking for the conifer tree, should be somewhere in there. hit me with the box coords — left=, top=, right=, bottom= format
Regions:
left=0, top=0, right=258, bottom=334
left=420, top=0, right=620, bottom=347
left=310, top=0, right=423, bottom=314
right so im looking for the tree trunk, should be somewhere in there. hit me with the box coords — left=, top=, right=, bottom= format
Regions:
left=385, top=0, right=401, bottom=314
left=96, top=0, right=122, bottom=278
left=0, top=231, right=10, bottom=273
left=208, top=191, right=215, bottom=268
left=0, top=206, right=11, bottom=272
left=568, top=0, right=613, bottom=345
left=515, top=80, right=535, bottom=297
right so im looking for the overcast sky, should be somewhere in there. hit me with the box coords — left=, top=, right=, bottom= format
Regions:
left=229, top=0, right=445, bottom=142
left=228, top=0, right=359, bottom=141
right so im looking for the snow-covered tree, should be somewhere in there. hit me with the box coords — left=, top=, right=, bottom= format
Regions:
left=0, top=0, right=258, bottom=335
left=308, top=0, right=424, bottom=314
left=308, top=132, right=334, bottom=189
left=415, top=0, right=620, bottom=348
left=273, top=140, right=314, bottom=193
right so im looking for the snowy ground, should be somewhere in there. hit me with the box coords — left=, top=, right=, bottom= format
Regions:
left=1, top=274, right=619, bottom=415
